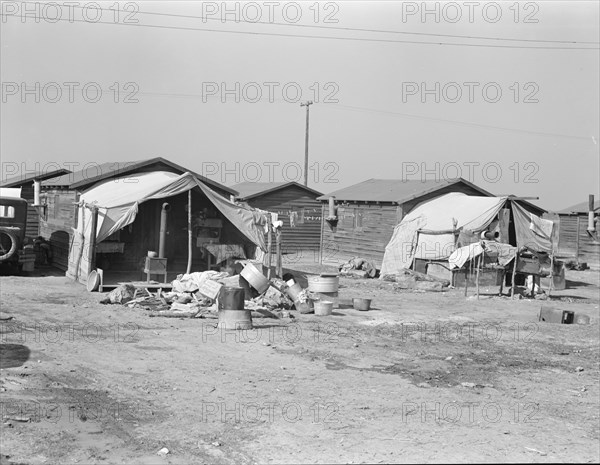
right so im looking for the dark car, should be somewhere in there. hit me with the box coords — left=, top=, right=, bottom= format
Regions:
left=0, top=196, right=28, bottom=267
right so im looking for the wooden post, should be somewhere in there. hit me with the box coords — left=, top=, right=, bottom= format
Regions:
left=74, top=207, right=86, bottom=281
left=88, top=205, right=99, bottom=273
left=276, top=227, right=282, bottom=278
left=266, top=213, right=272, bottom=280
left=186, top=190, right=192, bottom=274
left=548, top=255, right=554, bottom=297
left=576, top=216, right=581, bottom=263
left=318, top=204, right=325, bottom=265
left=475, top=252, right=482, bottom=300
left=511, top=254, right=518, bottom=297
left=464, top=266, right=468, bottom=297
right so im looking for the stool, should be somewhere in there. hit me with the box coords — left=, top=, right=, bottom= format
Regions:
left=144, top=257, right=168, bottom=283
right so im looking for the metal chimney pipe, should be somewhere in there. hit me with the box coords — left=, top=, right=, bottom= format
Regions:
left=158, top=202, right=171, bottom=258
left=480, top=230, right=500, bottom=240
left=328, top=197, right=336, bottom=218
left=588, top=194, right=596, bottom=232
left=33, top=180, right=41, bottom=206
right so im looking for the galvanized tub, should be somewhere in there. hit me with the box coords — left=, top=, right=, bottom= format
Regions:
left=314, top=300, right=333, bottom=316
left=218, top=310, right=253, bottom=330
left=218, top=286, right=245, bottom=310
left=240, top=262, right=270, bottom=294
left=307, top=275, right=339, bottom=293
left=353, top=298, right=372, bottom=311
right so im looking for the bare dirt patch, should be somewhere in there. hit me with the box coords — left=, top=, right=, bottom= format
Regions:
left=0, top=266, right=598, bottom=463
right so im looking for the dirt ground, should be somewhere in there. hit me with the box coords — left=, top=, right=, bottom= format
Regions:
left=0, top=260, right=598, bottom=464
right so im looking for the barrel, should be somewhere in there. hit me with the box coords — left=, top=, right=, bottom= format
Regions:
left=218, top=286, right=245, bottom=310
left=218, top=310, right=253, bottom=330
left=308, top=275, right=339, bottom=293
left=353, top=298, right=372, bottom=311
left=240, top=263, right=270, bottom=294
left=314, top=300, right=333, bottom=316
left=286, top=282, right=303, bottom=301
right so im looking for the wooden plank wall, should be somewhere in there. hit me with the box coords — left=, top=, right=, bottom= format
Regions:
left=320, top=202, right=400, bottom=268
left=39, top=188, right=79, bottom=270
left=243, top=185, right=322, bottom=258
left=557, top=213, right=600, bottom=267
left=20, top=183, right=40, bottom=239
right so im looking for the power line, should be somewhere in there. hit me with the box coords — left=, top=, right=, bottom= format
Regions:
left=84, top=87, right=594, bottom=141
left=55, top=3, right=600, bottom=46
left=1, top=13, right=598, bottom=50
left=322, top=103, right=594, bottom=141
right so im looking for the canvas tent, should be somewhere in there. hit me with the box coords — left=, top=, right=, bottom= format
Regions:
left=380, top=193, right=555, bottom=276
left=68, top=171, right=267, bottom=282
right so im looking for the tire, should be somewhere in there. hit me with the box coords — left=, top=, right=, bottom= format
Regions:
left=0, top=230, right=19, bottom=262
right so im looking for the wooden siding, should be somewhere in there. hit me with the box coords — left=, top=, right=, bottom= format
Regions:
left=242, top=185, right=322, bottom=256
left=39, top=188, right=79, bottom=271
left=19, top=183, right=40, bottom=239
left=319, top=184, right=493, bottom=269
left=320, top=202, right=400, bottom=268
left=557, top=213, right=600, bottom=267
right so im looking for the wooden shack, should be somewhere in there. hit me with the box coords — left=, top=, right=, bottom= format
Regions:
left=554, top=196, right=600, bottom=268
left=232, top=182, right=323, bottom=259
left=318, top=178, right=498, bottom=268
left=40, top=157, right=237, bottom=272
left=0, top=169, right=71, bottom=240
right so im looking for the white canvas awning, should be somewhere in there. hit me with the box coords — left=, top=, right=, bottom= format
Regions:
left=381, top=193, right=508, bottom=275
left=76, top=171, right=267, bottom=250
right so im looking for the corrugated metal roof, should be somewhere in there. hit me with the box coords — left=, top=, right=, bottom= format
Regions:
left=232, top=181, right=323, bottom=200
left=0, top=168, right=71, bottom=187
left=42, top=162, right=124, bottom=187
left=558, top=198, right=600, bottom=214
left=317, top=178, right=492, bottom=203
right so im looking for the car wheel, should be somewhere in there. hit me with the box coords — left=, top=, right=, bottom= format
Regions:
left=0, top=230, right=19, bottom=262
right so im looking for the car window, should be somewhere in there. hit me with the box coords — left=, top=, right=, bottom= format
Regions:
left=0, top=205, right=15, bottom=218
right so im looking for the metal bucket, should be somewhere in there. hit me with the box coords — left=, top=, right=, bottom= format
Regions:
left=307, top=275, right=339, bottom=293
left=218, top=286, right=245, bottom=310
left=314, top=300, right=333, bottom=316
left=286, top=283, right=303, bottom=301
left=295, top=298, right=314, bottom=314
left=218, top=310, right=253, bottom=330
left=240, top=263, right=270, bottom=294
left=353, top=298, right=372, bottom=311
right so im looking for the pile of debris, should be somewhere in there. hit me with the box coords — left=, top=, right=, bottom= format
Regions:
left=100, top=266, right=315, bottom=318
left=381, top=268, right=451, bottom=292
left=339, top=257, right=377, bottom=278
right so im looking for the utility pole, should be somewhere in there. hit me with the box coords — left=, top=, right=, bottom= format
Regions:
left=300, top=101, right=313, bottom=186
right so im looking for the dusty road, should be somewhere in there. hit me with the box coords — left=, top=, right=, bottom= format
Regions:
left=1, top=265, right=598, bottom=464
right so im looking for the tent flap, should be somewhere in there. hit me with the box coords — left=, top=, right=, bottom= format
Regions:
left=380, top=193, right=508, bottom=275
left=512, top=201, right=554, bottom=253
left=76, top=171, right=267, bottom=249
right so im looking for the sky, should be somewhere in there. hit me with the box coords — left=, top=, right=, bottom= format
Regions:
left=1, top=0, right=599, bottom=211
